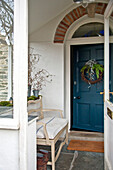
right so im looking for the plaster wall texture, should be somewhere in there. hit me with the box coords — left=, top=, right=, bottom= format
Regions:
left=0, top=122, right=37, bottom=170
left=29, top=42, right=64, bottom=110
left=0, top=130, right=19, bottom=170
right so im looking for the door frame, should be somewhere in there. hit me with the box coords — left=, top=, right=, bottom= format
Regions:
left=64, top=36, right=113, bottom=131
left=64, top=14, right=113, bottom=131
left=70, top=44, right=105, bottom=132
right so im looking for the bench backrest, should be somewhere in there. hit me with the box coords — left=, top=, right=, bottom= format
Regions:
left=27, top=97, right=43, bottom=119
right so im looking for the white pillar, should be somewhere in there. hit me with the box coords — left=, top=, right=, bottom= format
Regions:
left=13, top=0, right=28, bottom=169
left=104, top=18, right=109, bottom=101
left=104, top=17, right=109, bottom=170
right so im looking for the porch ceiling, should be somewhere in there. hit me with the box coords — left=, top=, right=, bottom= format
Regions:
left=28, top=0, right=73, bottom=35
left=28, top=0, right=109, bottom=35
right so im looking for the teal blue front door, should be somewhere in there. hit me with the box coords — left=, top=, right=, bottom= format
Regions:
left=71, top=44, right=104, bottom=132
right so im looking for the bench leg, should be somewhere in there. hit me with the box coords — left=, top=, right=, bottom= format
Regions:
left=51, top=142, right=55, bottom=170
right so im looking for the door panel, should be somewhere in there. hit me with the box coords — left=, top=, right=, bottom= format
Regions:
left=95, top=104, right=104, bottom=128
left=78, top=103, right=90, bottom=125
left=72, top=44, right=104, bottom=132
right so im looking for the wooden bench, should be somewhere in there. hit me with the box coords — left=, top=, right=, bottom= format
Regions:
left=28, top=97, right=68, bottom=170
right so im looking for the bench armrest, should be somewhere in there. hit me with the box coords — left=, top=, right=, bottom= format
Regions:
left=37, top=121, right=49, bottom=143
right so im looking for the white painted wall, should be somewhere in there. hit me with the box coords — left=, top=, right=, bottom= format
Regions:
left=29, top=42, right=64, bottom=110
left=0, top=120, right=37, bottom=170
left=0, top=130, right=19, bottom=170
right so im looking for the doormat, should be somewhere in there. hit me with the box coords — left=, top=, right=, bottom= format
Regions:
left=67, top=140, right=104, bottom=153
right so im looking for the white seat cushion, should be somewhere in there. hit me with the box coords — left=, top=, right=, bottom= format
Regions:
left=36, top=117, right=68, bottom=139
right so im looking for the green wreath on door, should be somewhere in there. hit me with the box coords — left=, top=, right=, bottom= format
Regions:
left=80, top=60, right=104, bottom=84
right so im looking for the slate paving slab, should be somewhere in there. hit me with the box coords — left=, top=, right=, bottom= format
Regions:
left=38, top=142, right=104, bottom=170
left=72, top=151, right=104, bottom=170
left=47, top=152, right=74, bottom=170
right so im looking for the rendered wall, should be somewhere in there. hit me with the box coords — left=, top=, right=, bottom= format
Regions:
left=0, top=130, right=19, bottom=170
left=0, top=121, right=37, bottom=170
left=29, top=42, right=64, bottom=110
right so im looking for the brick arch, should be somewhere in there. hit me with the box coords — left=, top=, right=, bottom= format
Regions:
left=54, top=3, right=112, bottom=43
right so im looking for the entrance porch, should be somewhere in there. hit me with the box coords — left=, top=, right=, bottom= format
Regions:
left=0, top=0, right=113, bottom=169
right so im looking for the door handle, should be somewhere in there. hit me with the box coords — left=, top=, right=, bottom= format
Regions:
left=76, top=96, right=80, bottom=99
left=74, top=96, right=81, bottom=99
left=100, top=92, right=104, bottom=95
left=100, top=90, right=113, bottom=102
left=100, top=91, right=113, bottom=95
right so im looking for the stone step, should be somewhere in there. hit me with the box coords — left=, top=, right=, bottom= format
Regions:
left=69, top=131, right=104, bottom=141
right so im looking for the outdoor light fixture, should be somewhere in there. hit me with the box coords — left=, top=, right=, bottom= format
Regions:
left=73, top=0, right=88, bottom=7
left=73, top=0, right=83, bottom=4
left=73, top=0, right=95, bottom=5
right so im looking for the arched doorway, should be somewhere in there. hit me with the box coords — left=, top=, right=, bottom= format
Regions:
left=70, top=22, right=113, bottom=132
left=64, top=16, right=113, bottom=131
left=53, top=1, right=113, bottom=135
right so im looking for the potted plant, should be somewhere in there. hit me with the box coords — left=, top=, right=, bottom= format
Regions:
left=80, top=60, right=104, bottom=84
left=31, top=69, right=53, bottom=97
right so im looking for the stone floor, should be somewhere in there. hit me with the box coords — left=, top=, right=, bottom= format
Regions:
left=38, top=131, right=104, bottom=170
left=38, top=142, right=104, bottom=170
